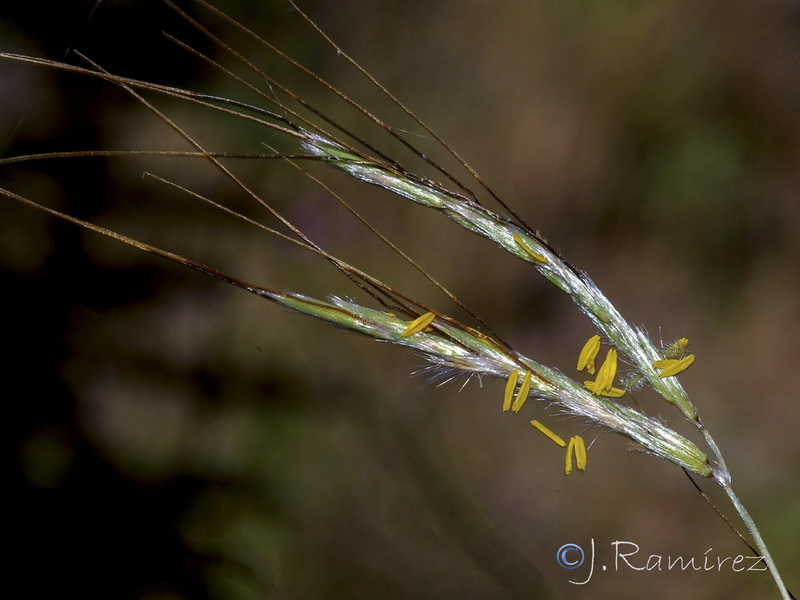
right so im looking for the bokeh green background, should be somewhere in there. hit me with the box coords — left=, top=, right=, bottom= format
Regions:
left=2, top=1, right=798, bottom=598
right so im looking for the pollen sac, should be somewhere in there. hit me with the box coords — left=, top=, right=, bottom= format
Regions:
left=503, top=370, right=519, bottom=412
left=663, top=337, right=690, bottom=360
left=654, top=354, right=696, bottom=377
left=511, top=370, right=532, bottom=413
left=564, top=438, right=575, bottom=475
left=591, top=348, right=618, bottom=394
left=564, top=436, right=588, bottom=475
left=577, top=334, right=602, bottom=374
left=583, top=380, right=626, bottom=398
left=513, top=234, right=548, bottom=263
left=401, top=311, right=436, bottom=338
left=573, top=436, right=587, bottom=470
left=531, top=420, right=566, bottom=447
left=652, top=359, right=677, bottom=369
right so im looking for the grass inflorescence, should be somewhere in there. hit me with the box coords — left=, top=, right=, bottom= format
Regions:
left=1, top=1, right=794, bottom=598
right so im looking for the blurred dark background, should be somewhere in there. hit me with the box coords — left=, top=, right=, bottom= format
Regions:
left=2, top=1, right=798, bottom=598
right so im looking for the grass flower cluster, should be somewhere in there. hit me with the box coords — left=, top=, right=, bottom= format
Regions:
left=0, top=1, right=793, bottom=597
left=301, top=129, right=719, bottom=474
left=294, top=122, right=789, bottom=598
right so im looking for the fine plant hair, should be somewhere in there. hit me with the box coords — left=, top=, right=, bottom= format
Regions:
left=1, top=1, right=794, bottom=598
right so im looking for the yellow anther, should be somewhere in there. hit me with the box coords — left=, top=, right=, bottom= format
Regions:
left=592, top=348, right=618, bottom=394
left=401, top=311, right=436, bottom=338
left=577, top=334, right=602, bottom=374
left=565, top=437, right=576, bottom=475
left=503, top=370, right=518, bottom=412
left=583, top=380, right=626, bottom=398
left=564, top=435, right=588, bottom=475
left=531, top=420, right=566, bottom=447
left=663, top=337, right=690, bottom=360
left=573, top=436, right=587, bottom=470
left=654, top=354, right=695, bottom=378
left=652, top=359, right=676, bottom=369
left=511, top=370, right=532, bottom=413
left=513, top=234, right=548, bottom=264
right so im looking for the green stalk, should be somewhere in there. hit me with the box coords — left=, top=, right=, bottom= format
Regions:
left=722, top=482, right=791, bottom=600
